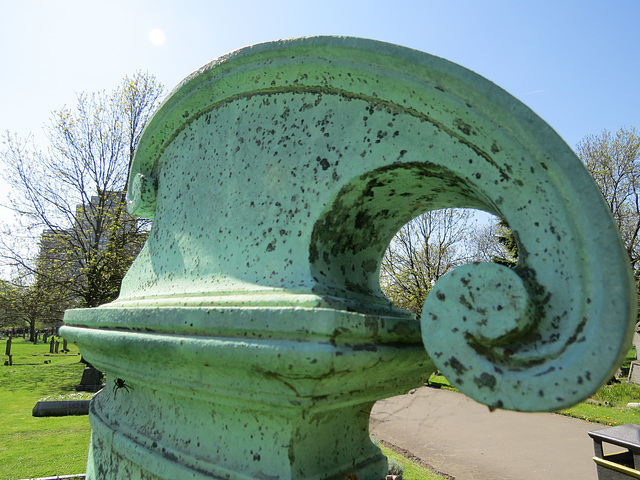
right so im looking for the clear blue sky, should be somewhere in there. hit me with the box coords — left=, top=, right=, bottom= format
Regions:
left=1, top=0, right=638, bottom=223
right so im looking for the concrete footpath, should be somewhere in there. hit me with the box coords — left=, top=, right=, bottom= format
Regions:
left=370, top=387, right=601, bottom=480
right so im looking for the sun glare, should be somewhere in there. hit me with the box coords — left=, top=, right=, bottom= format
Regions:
left=148, top=28, right=166, bottom=47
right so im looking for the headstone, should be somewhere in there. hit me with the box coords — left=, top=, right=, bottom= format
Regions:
left=54, top=340, right=60, bottom=354
left=49, top=337, right=55, bottom=354
left=627, top=323, right=640, bottom=384
left=60, top=37, right=636, bottom=479
left=75, top=365, right=104, bottom=392
left=4, top=337, right=12, bottom=366
left=63, top=339, right=68, bottom=352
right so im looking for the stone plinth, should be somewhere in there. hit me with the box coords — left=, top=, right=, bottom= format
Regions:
left=68, top=309, right=429, bottom=479
left=61, top=37, right=636, bottom=479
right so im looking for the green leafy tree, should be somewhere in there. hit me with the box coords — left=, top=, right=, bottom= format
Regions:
left=1, top=72, right=164, bottom=309
left=491, top=218, right=518, bottom=268
left=0, top=280, right=20, bottom=329
left=576, top=127, right=640, bottom=285
left=0, top=276, right=70, bottom=341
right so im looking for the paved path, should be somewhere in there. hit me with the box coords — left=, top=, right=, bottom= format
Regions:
left=370, top=387, right=600, bottom=480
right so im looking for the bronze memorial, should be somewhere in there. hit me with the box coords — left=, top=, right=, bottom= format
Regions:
left=61, top=37, right=636, bottom=479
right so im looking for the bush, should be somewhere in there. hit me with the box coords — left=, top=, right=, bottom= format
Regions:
left=388, top=458, right=405, bottom=476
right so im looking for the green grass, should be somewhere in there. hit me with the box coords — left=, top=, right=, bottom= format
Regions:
left=557, top=348, right=640, bottom=425
left=559, top=381, right=640, bottom=426
left=426, top=373, right=458, bottom=392
left=0, top=338, right=91, bottom=480
left=379, top=444, right=449, bottom=480
left=623, top=346, right=636, bottom=370
left=593, top=381, right=640, bottom=405
left=558, top=402, right=640, bottom=426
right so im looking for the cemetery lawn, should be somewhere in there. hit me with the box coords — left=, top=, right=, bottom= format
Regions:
left=559, top=381, right=640, bottom=426
left=0, top=338, right=90, bottom=480
left=558, top=347, right=640, bottom=426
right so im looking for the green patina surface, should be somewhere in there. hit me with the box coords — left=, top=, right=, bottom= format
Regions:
left=61, top=36, right=636, bottom=479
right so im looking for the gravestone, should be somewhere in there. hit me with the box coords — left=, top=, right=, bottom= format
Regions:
left=61, top=37, right=636, bottom=479
left=49, top=337, right=54, bottom=354
left=75, top=364, right=104, bottom=392
left=32, top=399, right=91, bottom=417
left=4, top=336, right=12, bottom=366
left=627, top=323, right=640, bottom=384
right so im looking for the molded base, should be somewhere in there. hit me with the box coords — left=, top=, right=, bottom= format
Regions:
left=62, top=307, right=433, bottom=479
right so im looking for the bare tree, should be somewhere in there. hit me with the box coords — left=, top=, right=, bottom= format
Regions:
left=380, top=127, right=640, bottom=320
left=1, top=72, right=164, bottom=308
left=467, top=217, right=517, bottom=267
left=380, top=208, right=476, bottom=316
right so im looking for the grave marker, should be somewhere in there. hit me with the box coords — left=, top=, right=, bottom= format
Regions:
left=4, top=337, right=12, bottom=366
left=76, top=364, right=104, bottom=392
left=61, top=37, right=636, bottom=479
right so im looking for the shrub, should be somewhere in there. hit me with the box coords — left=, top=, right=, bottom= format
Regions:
left=388, top=458, right=405, bottom=476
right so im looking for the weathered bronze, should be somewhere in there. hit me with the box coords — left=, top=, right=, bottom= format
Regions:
left=61, top=36, right=636, bottom=479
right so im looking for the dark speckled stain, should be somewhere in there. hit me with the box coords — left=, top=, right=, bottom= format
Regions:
left=162, top=450, right=178, bottom=462
left=459, top=295, right=473, bottom=310
left=309, top=162, right=487, bottom=303
left=316, top=156, right=331, bottom=170
left=352, top=343, right=377, bottom=352
left=354, top=211, right=369, bottom=229
left=364, top=317, right=379, bottom=336
left=474, top=372, right=497, bottom=390
left=453, top=118, right=475, bottom=136
left=390, top=321, right=418, bottom=336
left=534, top=366, right=556, bottom=377
left=446, top=356, right=467, bottom=376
